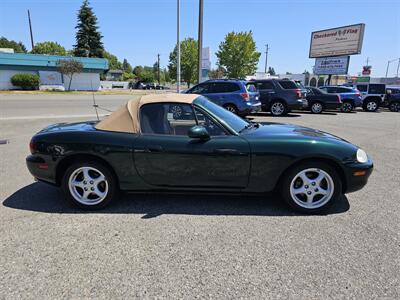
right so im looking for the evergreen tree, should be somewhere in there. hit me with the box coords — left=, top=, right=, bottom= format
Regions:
left=73, top=0, right=104, bottom=57
left=122, top=59, right=132, bottom=73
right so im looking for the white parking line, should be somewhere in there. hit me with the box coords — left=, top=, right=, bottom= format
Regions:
left=0, top=114, right=108, bottom=121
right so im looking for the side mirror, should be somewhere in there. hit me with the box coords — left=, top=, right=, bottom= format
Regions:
left=188, top=125, right=210, bottom=140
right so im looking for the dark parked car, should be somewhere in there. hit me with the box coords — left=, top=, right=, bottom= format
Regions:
left=319, top=86, right=362, bottom=112
left=305, top=87, right=342, bottom=113
left=247, top=79, right=308, bottom=116
left=26, top=94, right=373, bottom=214
left=384, top=87, right=400, bottom=112
left=185, top=79, right=261, bottom=116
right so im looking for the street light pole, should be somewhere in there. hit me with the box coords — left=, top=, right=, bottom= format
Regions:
left=197, top=0, right=204, bottom=83
left=397, top=58, right=400, bottom=78
left=386, top=58, right=400, bottom=78
left=177, top=0, right=181, bottom=93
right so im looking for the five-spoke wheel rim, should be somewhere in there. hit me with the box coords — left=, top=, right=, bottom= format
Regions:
left=366, top=101, right=377, bottom=111
left=271, top=102, right=284, bottom=115
left=290, top=168, right=334, bottom=209
left=312, top=103, right=322, bottom=113
left=68, top=167, right=109, bottom=205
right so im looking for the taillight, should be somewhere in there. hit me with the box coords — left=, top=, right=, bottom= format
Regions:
left=240, top=92, right=250, bottom=101
left=29, top=140, right=37, bottom=154
left=355, top=92, right=361, bottom=97
left=294, top=89, right=302, bottom=99
left=337, top=95, right=342, bottom=103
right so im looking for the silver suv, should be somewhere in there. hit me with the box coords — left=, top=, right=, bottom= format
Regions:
left=346, top=83, right=386, bottom=112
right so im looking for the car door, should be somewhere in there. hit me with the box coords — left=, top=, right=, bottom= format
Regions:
left=133, top=102, right=251, bottom=188
left=205, top=82, right=232, bottom=106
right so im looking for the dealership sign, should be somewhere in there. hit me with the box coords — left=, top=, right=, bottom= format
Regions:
left=314, top=56, right=350, bottom=75
left=309, top=23, right=365, bottom=58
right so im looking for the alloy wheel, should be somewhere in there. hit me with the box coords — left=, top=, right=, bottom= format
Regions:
left=68, top=167, right=109, bottom=205
left=366, top=101, right=377, bottom=111
left=342, top=102, right=353, bottom=112
left=289, top=168, right=334, bottom=209
left=389, top=102, right=400, bottom=112
left=311, top=103, right=323, bottom=113
left=271, top=102, right=285, bottom=116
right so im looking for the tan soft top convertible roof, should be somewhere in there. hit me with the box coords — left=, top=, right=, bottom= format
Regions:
left=95, top=93, right=199, bottom=134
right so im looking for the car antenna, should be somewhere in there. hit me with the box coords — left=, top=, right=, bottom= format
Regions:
left=91, top=80, right=100, bottom=121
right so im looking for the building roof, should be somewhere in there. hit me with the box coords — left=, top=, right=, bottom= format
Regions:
left=0, top=52, right=109, bottom=73
left=95, top=93, right=199, bottom=134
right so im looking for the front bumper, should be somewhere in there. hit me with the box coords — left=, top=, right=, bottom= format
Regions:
left=343, top=160, right=373, bottom=193
left=239, top=101, right=262, bottom=116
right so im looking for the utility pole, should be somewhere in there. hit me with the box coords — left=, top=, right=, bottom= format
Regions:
left=27, top=9, right=34, bottom=50
left=264, top=44, right=270, bottom=74
left=177, top=0, right=181, bottom=93
left=197, top=0, right=204, bottom=83
left=397, top=58, right=400, bottom=78
left=157, top=53, right=161, bottom=85
left=366, top=57, right=369, bottom=66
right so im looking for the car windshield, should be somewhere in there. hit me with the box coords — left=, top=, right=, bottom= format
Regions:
left=193, top=96, right=249, bottom=133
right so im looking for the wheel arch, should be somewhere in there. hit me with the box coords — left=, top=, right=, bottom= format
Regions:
left=56, top=153, right=120, bottom=188
left=276, top=157, right=347, bottom=193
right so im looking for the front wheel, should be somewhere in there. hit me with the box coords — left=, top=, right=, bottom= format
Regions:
left=280, top=162, right=342, bottom=213
left=363, top=100, right=379, bottom=112
left=310, top=102, right=323, bottom=114
left=341, top=101, right=354, bottom=113
left=389, top=102, right=400, bottom=112
left=61, top=161, right=119, bottom=210
left=270, top=101, right=288, bottom=116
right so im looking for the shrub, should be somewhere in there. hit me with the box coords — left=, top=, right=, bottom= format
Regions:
left=10, top=74, right=40, bottom=90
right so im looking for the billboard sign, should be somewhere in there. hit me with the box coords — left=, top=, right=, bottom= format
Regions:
left=309, top=23, right=365, bottom=58
left=314, top=56, right=350, bottom=75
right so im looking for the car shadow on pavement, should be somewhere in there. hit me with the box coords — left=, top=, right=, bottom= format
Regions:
left=3, top=182, right=350, bottom=218
left=251, top=112, right=302, bottom=118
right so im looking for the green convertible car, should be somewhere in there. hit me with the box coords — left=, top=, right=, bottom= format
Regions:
left=26, top=94, right=373, bottom=213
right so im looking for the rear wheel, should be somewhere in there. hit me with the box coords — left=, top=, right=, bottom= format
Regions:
left=270, top=101, right=288, bottom=116
left=363, top=99, right=379, bottom=112
left=280, top=161, right=342, bottom=213
left=389, top=102, right=400, bottom=112
left=310, top=102, right=323, bottom=114
left=224, top=104, right=238, bottom=115
left=341, top=101, right=354, bottom=113
left=61, top=161, right=118, bottom=210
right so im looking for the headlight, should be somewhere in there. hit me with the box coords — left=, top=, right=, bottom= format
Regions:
left=356, top=149, right=368, bottom=163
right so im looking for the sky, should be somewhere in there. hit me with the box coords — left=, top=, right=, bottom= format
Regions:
left=1, top=0, right=399, bottom=77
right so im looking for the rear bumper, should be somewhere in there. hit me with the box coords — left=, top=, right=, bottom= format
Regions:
left=239, top=101, right=262, bottom=116
left=26, top=155, right=57, bottom=185
left=343, top=160, right=373, bottom=193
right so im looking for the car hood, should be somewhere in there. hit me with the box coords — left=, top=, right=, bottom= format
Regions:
left=242, top=122, right=350, bottom=143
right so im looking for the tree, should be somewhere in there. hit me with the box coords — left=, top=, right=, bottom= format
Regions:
left=57, top=60, right=83, bottom=91
left=31, top=41, right=66, bottom=55
left=103, top=51, right=122, bottom=70
left=133, top=65, right=144, bottom=78
left=73, top=0, right=104, bottom=57
left=122, top=59, right=132, bottom=73
left=285, top=71, right=292, bottom=75
left=168, top=38, right=198, bottom=88
left=268, top=66, right=276, bottom=75
left=139, top=68, right=155, bottom=83
left=208, top=66, right=226, bottom=79
left=216, top=31, right=260, bottom=79
left=0, top=37, right=27, bottom=53
left=303, top=70, right=310, bottom=75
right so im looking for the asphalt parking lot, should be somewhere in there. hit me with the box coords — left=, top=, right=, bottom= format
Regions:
left=0, top=94, right=399, bottom=299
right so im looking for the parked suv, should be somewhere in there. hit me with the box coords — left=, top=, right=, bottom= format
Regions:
left=185, top=79, right=261, bottom=116
left=247, top=79, right=308, bottom=116
left=346, top=83, right=386, bottom=112
left=319, top=86, right=362, bottom=112
left=384, top=86, right=400, bottom=112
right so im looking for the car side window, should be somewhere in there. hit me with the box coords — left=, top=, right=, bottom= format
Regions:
left=356, top=85, right=368, bottom=92
left=194, top=107, right=227, bottom=136
left=210, top=82, right=240, bottom=93
left=257, top=81, right=274, bottom=90
left=190, top=83, right=210, bottom=94
left=140, top=103, right=197, bottom=136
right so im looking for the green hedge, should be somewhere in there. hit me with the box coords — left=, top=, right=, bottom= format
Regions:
left=10, top=74, right=40, bottom=90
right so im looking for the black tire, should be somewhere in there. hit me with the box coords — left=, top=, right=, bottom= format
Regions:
left=310, top=102, right=324, bottom=114
left=61, top=160, right=119, bottom=210
left=280, top=161, right=342, bottom=214
left=341, top=101, right=354, bottom=113
left=389, top=102, right=400, bottom=112
left=270, top=100, right=288, bottom=116
left=224, top=104, right=238, bottom=115
left=363, top=99, right=379, bottom=112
